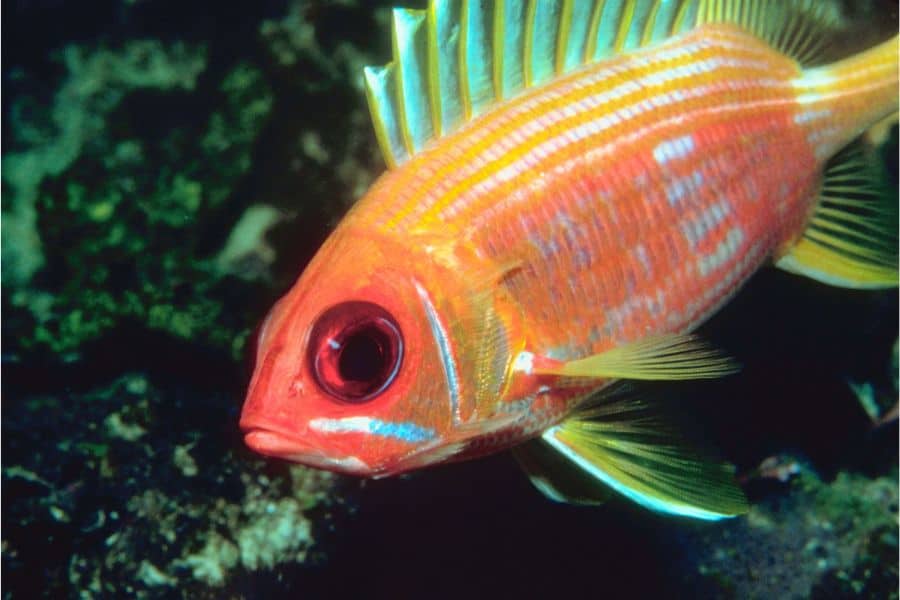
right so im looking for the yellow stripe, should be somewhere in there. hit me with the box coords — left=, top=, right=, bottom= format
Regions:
left=411, top=54, right=772, bottom=221
left=390, top=39, right=779, bottom=228
left=385, top=29, right=781, bottom=229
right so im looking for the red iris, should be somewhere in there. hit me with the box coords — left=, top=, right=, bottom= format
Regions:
left=308, top=302, right=403, bottom=403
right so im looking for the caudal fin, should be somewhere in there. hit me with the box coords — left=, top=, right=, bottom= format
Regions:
left=776, top=136, right=899, bottom=288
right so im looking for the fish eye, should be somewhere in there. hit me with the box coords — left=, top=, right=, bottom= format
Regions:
left=308, top=302, right=403, bottom=403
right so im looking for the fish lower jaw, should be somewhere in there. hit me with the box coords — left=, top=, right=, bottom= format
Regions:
left=242, top=429, right=371, bottom=474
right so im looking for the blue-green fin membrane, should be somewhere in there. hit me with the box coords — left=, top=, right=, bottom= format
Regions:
left=393, top=9, right=434, bottom=155
left=535, top=384, right=748, bottom=519
left=363, top=0, right=843, bottom=167
left=365, top=0, right=710, bottom=167
left=525, top=1, right=563, bottom=86
left=776, top=137, right=899, bottom=288
left=496, top=0, right=527, bottom=101
left=587, top=0, right=700, bottom=61
left=512, top=437, right=610, bottom=506
left=462, top=0, right=496, bottom=118
left=363, top=63, right=406, bottom=168
left=430, top=0, right=463, bottom=135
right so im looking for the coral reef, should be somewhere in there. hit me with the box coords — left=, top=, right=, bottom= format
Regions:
left=3, top=374, right=333, bottom=596
left=676, top=463, right=899, bottom=599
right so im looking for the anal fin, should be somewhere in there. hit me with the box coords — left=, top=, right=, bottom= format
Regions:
left=512, top=438, right=610, bottom=506
left=528, top=385, right=748, bottom=520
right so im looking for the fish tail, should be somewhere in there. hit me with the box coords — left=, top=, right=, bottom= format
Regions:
left=775, top=35, right=899, bottom=289
left=792, top=35, right=899, bottom=160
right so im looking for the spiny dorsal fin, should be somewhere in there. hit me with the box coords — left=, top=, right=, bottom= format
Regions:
left=776, top=137, right=899, bottom=288
left=536, top=384, right=748, bottom=519
left=364, top=0, right=705, bottom=167
left=364, top=0, right=845, bottom=167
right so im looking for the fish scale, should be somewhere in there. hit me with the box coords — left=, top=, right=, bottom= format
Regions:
left=348, top=26, right=812, bottom=360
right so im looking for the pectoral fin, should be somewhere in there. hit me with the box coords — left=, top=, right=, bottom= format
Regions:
left=534, top=333, right=739, bottom=381
left=529, top=385, right=748, bottom=520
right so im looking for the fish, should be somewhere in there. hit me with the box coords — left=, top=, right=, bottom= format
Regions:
left=240, top=0, right=899, bottom=520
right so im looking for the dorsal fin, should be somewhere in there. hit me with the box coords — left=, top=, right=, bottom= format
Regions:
left=696, top=0, right=842, bottom=67
left=364, top=0, right=845, bottom=167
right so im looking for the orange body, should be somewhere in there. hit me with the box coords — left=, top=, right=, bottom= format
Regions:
left=240, top=25, right=898, bottom=475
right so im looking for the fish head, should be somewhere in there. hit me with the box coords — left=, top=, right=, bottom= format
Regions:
left=240, top=227, right=515, bottom=476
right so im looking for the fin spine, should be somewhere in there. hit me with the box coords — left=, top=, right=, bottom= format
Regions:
left=391, top=10, right=416, bottom=156
left=584, top=0, right=605, bottom=62
left=459, top=0, right=473, bottom=121
left=614, top=0, right=636, bottom=52
left=557, top=0, right=574, bottom=76
left=493, top=1, right=505, bottom=100
left=523, top=0, right=537, bottom=88
left=642, top=1, right=662, bottom=46
left=427, top=5, right=442, bottom=138
left=363, top=65, right=401, bottom=168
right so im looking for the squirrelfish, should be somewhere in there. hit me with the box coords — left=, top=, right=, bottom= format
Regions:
left=240, top=0, right=898, bottom=519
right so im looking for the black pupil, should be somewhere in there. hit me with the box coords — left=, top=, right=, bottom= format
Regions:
left=338, top=327, right=385, bottom=383
left=308, top=301, right=403, bottom=403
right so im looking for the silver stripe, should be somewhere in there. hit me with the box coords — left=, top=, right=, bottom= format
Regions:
left=413, top=280, right=461, bottom=422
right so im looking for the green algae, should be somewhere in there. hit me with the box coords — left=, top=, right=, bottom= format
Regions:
left=3, top=41, right=207, bottom=286
left=682, top=463, right=899, bottom=599
left=4, top=43, right=273, bottom=361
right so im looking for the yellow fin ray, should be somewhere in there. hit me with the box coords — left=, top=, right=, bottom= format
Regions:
left=534, top=386, right=748, bottom=519
left=535, top=333, right=739, bottom=381
left=777, top=139, right=899, bottom=289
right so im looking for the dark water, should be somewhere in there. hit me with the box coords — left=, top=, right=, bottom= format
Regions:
left=3, top=1, right=898, bottom=598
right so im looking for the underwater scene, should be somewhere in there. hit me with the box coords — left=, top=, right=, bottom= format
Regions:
left=3, top=0, right=898, bottom=598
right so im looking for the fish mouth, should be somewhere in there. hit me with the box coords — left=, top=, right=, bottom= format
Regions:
left=243, top=428, right=313, bottom=459
left=242, top=426, right=371, bottom=474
